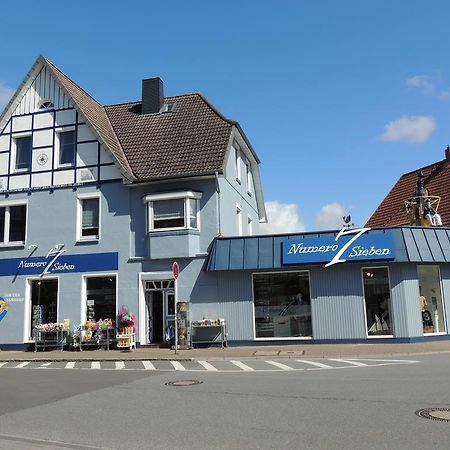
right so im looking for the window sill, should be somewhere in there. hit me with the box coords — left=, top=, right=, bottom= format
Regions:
left=147, top=228, right=200, bottom=237
left=76, top=238, right=99, bottom=245
left=0, top=242, right=25, bottom=250
left=247, top=191, right=252, bottom=197
left=235, top=178, right=241, bottom=185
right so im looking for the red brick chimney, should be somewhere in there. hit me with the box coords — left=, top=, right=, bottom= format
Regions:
left=446, top=145, right=450, bottom=162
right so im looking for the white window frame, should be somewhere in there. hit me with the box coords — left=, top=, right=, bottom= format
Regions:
left=247, top=215, right=253, bottom=236
left=252, top=270, right=313, bottom=341
left=56, top=126, right=76, bottom=168
left=77, top=192, right=101, bottom=242
left=236, top=203, right=243, bottom=236
left=361, top=266, right=394, bottom=339
left=234, top=141, right=241, bottom=183
left=246, top=160, right=252, bottom=195
left=81, top=272, right=118, bottom=324
left=12, top=133, right=32, bottom=173
left=0, top=199, right=28, bottom=247
left=144, top=191, right=202, bottom=232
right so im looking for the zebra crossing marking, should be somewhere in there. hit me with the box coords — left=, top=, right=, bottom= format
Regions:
left=265, top=360, right=295, bottom=370
left=0, top=358, right=419, bottom=373
left=328, top=358, right=368, bottom=367
left=198, top=360, right=218, bottom=371
left=297, top=359, right=333, bottom=369
left=230, top=360, right=254, bottom=371
left=142, top=360, right=156, bottom=370
left=170, top=361, right=186, bottom=371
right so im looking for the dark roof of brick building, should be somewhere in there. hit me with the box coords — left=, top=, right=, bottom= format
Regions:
left=104, top=95, right=233, bottom=180
left=366, top=155, right=450, bottom=228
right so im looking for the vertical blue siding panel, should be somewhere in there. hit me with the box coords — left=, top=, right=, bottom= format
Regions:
left=402, top=228, right=421, bottom=261
left=214, top=240, right=231, bottom=270
left=273, top=236, right=284, bottom=268
left=258, top=237, right=274, bottom=269
left=439, top=265, right=450, bottom=334
left=309, top=265, right=367, bottom=339
left=391, top=228, right=409, bottom=261
left=411, top=229, right=433, bottom=261
left=436, top=229, right=450, bottom=262
left=424, top=229, right=445, bottom=262
left=244, top=238, right=259, bottom=270
left=389, top=264, right=422, bottom=337
left=229, top=239, right=244, bottom=270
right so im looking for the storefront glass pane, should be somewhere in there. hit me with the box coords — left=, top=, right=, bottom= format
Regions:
left=363, top=267, right=392, bottom=336
left=31, top=279, right=58, bottom=330
left=86, top=276, right=116, bottom=321
left=253, top=272, right=312, bottom=338
left=417, top=266, right=446, bottom=334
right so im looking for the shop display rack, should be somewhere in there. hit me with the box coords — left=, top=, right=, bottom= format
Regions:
left=33, top=328, right=69, bottom=352
left=191, top=319, right=227, bottom=348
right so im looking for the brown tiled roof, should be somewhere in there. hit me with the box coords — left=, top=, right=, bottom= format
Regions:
left=44, top=58, right=136, bottom=181
left=366, top=157, right=450, bottom=228
left=104, top=94, right=233, bottom=180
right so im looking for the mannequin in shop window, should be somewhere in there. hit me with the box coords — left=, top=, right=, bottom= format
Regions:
left=419, top=293, right=434, bottom=333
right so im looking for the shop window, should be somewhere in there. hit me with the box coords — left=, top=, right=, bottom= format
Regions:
left=58, top=130, right=76, bottom=166
left=31, top=279, right=58, bottom=332
left=14, top=136, right=32, bottom=171
left=417, top=266, right=446, bottom=334
left=85, top=276, right=116, bottom=321
left=0, top=203, right=27, bottom=245
left=77, top=195, right=100, bottom=241
left=144, top=191, right=201, bottom=232
left=253, top=271, right=312, bottom=338
left=363, top=267, right=393, bottom=336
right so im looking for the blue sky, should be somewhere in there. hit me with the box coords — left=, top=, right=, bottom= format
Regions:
left=1, top=1, right=450, bottom=232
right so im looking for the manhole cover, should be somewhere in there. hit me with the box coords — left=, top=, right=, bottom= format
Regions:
left=415, top=408, right=450, bottom=422
left=165, top=380, right=203, bottom=387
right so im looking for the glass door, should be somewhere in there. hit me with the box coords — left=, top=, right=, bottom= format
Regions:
left=30, top=279, right=58, bottom=337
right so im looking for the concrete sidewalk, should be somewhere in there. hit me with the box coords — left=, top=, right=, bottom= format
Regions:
left=1, top=340, right=450, bottom=361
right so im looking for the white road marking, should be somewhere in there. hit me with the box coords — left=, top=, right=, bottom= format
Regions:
left=115, top=361, right=125, bottom=370
left=198, top=360, right=218, bottom=371
left=0, top=362, right=7, bottom=368
left=230, top=360, right=254, bottom=371
left=15, top=362, right=30, bottom=368
left=297, top=359, right=333, bottom=369
left=170, top=361, right=186, bottom=371
left=40, top=362, right=52, bottom=367
left=91, top=361, right=101, bottom=370
left=328, top=358, right=368, bottom=367
left=265, top=360, right=295, bottom=370
left=65, top=362, right=76, bottom=369
left=142, top=360, right=156, bottom=370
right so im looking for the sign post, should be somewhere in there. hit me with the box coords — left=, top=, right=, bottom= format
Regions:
left=172, top=262, right=180, bottom=354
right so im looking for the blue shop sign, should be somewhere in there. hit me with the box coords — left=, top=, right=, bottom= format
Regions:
left=282, top=228, right=395, bottom=266
left=0, top=252, right=118, bottom=277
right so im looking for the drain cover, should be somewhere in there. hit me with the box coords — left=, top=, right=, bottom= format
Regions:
left=415, top=408, right=450, bottom=422
left=165, top=380, right=203, bottom=387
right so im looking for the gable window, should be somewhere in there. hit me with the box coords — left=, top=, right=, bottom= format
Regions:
left=0, top=203, right=27, bottom=245
left=38, top=100, right=54, bottom=110
left=234, top=141, right=241, bottom=182
left=246, top=160, right=252, bottom=195
left=236, top=204, right=242, bottom=236
left=144, top=191, right=202, bottom=232
left=58, top=130, right=76, bottom=166
left=77, top=194, right=100, bottom=241
left=14, top=136, right=32, bottom=171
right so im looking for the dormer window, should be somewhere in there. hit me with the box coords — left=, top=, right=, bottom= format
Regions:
left=38, top=100, right=54, bottom=110
left=162, top=102, right=175, bottom=113
left=144, top=191, right=202, bottom=232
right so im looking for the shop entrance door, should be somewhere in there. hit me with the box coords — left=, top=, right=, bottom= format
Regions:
left=144, top=280, right=175, bottom=344
left=30, top=279, right=58, bottom=337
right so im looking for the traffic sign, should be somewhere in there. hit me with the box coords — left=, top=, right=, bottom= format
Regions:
left=172, top=261, right=180, bottom=280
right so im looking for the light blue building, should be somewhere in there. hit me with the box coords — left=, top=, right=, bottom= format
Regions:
left=0, top=56, right=266, bottom=349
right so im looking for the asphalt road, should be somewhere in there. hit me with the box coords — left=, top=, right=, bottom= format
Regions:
left=0, top=354, right=449, bottom=450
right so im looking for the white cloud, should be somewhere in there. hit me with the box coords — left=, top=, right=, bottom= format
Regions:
left=259, top=201, right=306, bottom=234
left=406, top=73, right=450, bottom=100
left=0, top=82, right=15, bottom=111
left=380, top=115, right=436, bottom=144
left=314, top=202, right=346, bottom=230
left=406, top=75, right=435, bottom=94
